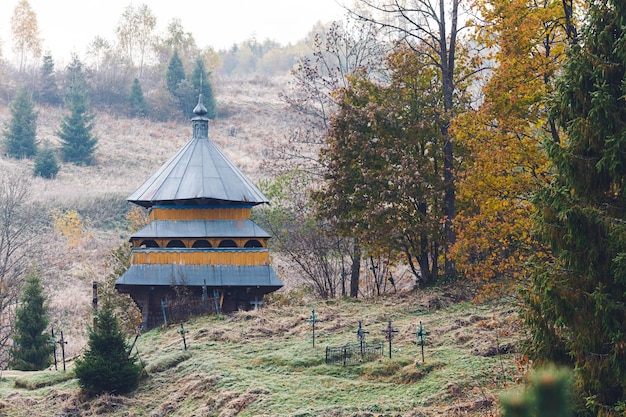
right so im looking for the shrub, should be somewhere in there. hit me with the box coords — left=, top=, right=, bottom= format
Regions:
left=74, top=303, right=141, bottom=395
left=33, top=145, right=59, bottom=179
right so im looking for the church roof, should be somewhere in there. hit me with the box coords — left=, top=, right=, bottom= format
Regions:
left=128, top=96, right=269, bottom=208
left=131, top=219, right=271, bottom=239
left=115, top=264, right=283, bottom=289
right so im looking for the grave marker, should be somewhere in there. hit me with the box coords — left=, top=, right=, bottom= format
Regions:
left=381, top=320, right=398, bottom=359
left=415, top=321, right=428, bottom=364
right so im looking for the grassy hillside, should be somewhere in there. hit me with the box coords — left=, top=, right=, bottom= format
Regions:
left=0, top=76, right=529, bottom=415
left=0, top=286, right=525, bottom=416
left=0, top=75, right=299, bottom=357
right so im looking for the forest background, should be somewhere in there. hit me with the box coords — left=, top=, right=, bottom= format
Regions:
left=0, top=0, right=624, bottom=416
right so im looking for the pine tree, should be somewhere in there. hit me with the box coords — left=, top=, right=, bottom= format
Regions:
left=33, top=142, right=59, bottom=179
left=3, top=86, right=38, bottom=159
left=38, top=53, right=60, bottom=106
left=525, top=0, right=626, bottom=414
left=166, top=49, right=191, bottom=117
left=9, top=268, right=53, bottom=371
left=127, top=78, right=147, bottom=118
left=74, top=303, right=141, bottom=395
left=56, top=54, right=97, bottom=165
left=166, top=49, right=185, bottom=96
left=191, top=58, right=216, bottom=119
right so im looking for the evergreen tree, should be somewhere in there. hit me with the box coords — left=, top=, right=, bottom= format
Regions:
left=56, top=54, right=97, bottom=165
left=166, top=49, right=191, bottom=117
left=38, top=53, right=60, bottom=106
left=74, top=303, right=141, bottom=395
left=525, top=0, right=626, bottom=414
left=9, top=268, right=53, bottom=371
left=3, top=86, right=38, bottom=159
left=33, top=142, right=59, bottom=179
left=127, top=78, right=147, bottom=118
left=165, top=49, right=185, bottom=96
left=190, top=58, right=216, bottom=119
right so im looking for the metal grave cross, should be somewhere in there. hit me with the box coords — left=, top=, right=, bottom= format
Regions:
left=356, top=321, right=370, bottom=359
left=381, top=320, right=399, bottom=359
left=179, top=322, right=189, bottom=350
left=57, top=330, right=68, bottom=371
left=308, top=309, right=321, bottom=347
left=415, top=321, right=428, bottom=364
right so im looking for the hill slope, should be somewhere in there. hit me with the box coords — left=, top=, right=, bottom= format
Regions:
left=0, top=287, right=524, bottom=416
left=0, top=76, right=297, bottom=358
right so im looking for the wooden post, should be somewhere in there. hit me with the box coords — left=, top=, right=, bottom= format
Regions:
left=50, top=326, right=58, bottom=371
left=92, top=282, right=98, bottom=332
left=58, top=331, right=67, bottom=372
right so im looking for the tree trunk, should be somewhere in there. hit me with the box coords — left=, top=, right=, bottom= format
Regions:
left=349, top=240, right=361, bottom=298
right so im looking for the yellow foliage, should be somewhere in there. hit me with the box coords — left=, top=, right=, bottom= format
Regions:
left=51, top=208, right=92, bottom=248
left=125, top=206, right=149, bottom=233
left=451, top=0, right=569, bottom=299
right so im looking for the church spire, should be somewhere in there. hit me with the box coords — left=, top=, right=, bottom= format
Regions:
left=192, top=94, right=209, bottom=139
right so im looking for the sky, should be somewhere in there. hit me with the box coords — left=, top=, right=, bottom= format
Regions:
left=0, top=0, right=347, bottom=63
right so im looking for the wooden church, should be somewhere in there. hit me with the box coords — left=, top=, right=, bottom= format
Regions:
left=115, top=96, right=283, bottom=329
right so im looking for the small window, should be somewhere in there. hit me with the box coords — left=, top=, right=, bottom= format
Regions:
left=140, top=240, right=159, bottom=248
left=218, top=239, right=237, bottom=248
left=244, top=240, right=262, bottom=248
left=192, top=240, right=212, bottom=248
left=166, top=240, right=186, bottom=248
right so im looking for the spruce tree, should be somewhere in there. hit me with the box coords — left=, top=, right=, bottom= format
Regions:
left=166, top=50, right=190, bottom=117
left=33, top=143, right=59, bottom=179
left=191, top=58, right=217, bottom=119
left=166, top=49, right=185, bottom=96
left=9, top=269, right=53, bottom=371
left=56, top=54, right=97, bottom=165
left=39, top=53, right=61, bottom=106
left=74, top=303, right=141, bottom=395
left=525, top=0, right=626, bottom=414
left=127, top=78, right=147, bottom=118
left=3, top=86, right=38, bottom=159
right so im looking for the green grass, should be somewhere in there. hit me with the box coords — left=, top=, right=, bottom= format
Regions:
left=0, top=288, right=525, bottom=416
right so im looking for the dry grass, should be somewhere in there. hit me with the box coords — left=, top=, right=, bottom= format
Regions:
left=0, top=77, right=527, bottom=416
left=0, top=76, right=299, bottom=360
left=0, top=288, right=525, bottom=416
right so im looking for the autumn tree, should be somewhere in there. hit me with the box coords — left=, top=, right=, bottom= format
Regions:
left=9, top=268, right=53, bottom=371
left=154, top=18, right=198, bottom=66
left=85, top=36, right=133, bottom=109
left=57, top=55, right=98, bottom=165
left=3, top=86, right=38, bottom=159
left=10, top=0, right=41, bottom=72
left=256, top=172, right=351, bottom=298
left=97, top=208, right=146, bottom=333
left=450, top=0, right=573, bottom=297
left=115, top=3, right=156, bottom=76
left=349, top=0, right=471, bottom=278
left=525, top=0, right=626, bottom=413
left=0, top=172, right=37, bottom=369
left=315, top=45, right=454, bottom=287
left=276, top=20, right=385, bottom=297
